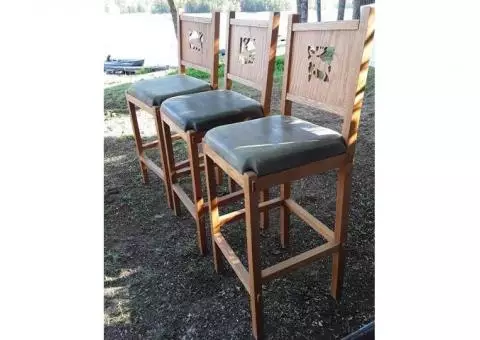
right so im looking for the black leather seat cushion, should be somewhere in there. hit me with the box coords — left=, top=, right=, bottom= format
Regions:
left=161, top=90, right=264, bottom=132
left=204, top=115, right=347, bottom=176
left=126, top=75, right=211, bottom=107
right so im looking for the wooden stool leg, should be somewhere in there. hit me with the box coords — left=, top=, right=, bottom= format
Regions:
left=154, top=109, right=173, bottom=210
left=187, top=132, right=207, bottom=256
left=331, top=163, right=353, bottom=300
left=260, top=189, right=270, bottom=230
left=244, top=173, right=264, bottom=340
left=280, top=183, right=290, bottom=248
left=215, top=166, right=223, bottom=186
left=127, top=101, right=148, bottom=184
left=205, top=153, right=224, bottom=272
left=227, top=177, right=236, bottom=193
left=160, top=118, right=181, bottom=216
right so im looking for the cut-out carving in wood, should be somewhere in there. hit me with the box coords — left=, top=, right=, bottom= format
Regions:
left=307, top=45, right=335, bottom=82
left=188, top=30, right=205, bottom=52
left=239, top=37, right=256, bottom=64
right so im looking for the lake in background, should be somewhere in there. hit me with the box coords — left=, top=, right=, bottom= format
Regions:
left=104, top=8, right=376, bottom=68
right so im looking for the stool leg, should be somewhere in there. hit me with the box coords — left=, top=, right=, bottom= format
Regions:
left=154, top=109, right=173, bottom=210
left=127, top=100, right=148, bottom=184
left=260, top=189, right=269, bottom=230
left=280, top=183, right=290, bottom=248
left=244, top=173, right=264, bottom=340
left=227, top=177, right=236, bottom=193
left=215, top=166, right=223, bottom=186
left=331, top=163, right=353, bottom=300
left=187, top=132, right=207, bottom=256
left=160, top=118, right=181, bottom=216
left=205, top=153, right=224, bottom=272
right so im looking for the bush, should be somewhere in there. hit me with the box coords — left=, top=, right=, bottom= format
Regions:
left=241, top=0, right=290, bottom=12
left=184, top=0, right=211, bottom=13
left=151, top=2, right=170, bottom=13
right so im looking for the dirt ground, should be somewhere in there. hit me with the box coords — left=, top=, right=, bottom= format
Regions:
left=104, top=68, right=375, bottom=339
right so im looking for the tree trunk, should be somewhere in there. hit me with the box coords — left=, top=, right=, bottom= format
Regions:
left=167, top=0, right=178, bottom=37
left=297, top=0, right=308, bottom=23
left=337, top=0, right=346, bottom=20
left=316, top=0, right=321, bottom=22
left=353, top=0, right=374, bottom=20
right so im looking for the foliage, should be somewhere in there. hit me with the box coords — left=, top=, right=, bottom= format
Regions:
left=151, top=1, right=170, bottom=13
left=106, top=0, right=290, bottom=14
left=274, top=55, right=284, bottom=77
left=184, top=0, right=211, bottom=13
left=240, top=0, right=290, bottom=12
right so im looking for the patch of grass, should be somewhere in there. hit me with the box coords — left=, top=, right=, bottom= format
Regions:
left=136, top=67, right=155, bottom=75
left=167, top=56, right=285, bottom=81
left=165, top=55, right=286, bottom=83
left=274, top=55, right=285, bottom=78
left=167, top=63, right=225, bottom=79
left=104, top=83, right=131, bottom=117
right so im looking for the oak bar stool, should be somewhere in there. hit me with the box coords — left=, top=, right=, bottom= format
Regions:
left=203, top=6, right=375, bottom=339
left=124, top=11, right=220, bottom=209
left=159, top=12, right=280, bottom=256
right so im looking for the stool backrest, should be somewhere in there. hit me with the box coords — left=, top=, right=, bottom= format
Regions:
left=280, top=5, right=375, bottom=159
left=224, top=12, right=280, bottom=115
left=178, top=11, right=220, bottom=89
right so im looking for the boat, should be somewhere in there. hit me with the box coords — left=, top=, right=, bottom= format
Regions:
left=104, top=55, right=145, bottom=70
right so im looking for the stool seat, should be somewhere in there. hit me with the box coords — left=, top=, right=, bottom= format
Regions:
left=126, top=74, right=211, bottom=107
left=204, top=115, right=347, bottom=176
left=161, top=90, right=264, bottom=132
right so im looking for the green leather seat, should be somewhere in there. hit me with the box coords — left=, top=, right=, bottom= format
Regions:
left=204, top=115, right=347, bottom=176
left=126, top=75, right=212, bottom=107
left=161, top=90, right=264, bottom=132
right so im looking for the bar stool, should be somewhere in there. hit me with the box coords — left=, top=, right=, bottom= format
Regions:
left=203, top=6, right=375, bottom=339
left=159, top=12, right=280, bottom=256
left=125, top=11, right=220, bottom=209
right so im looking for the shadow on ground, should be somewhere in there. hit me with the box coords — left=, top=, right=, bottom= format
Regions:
left=104, top=69, right=375, bottom=339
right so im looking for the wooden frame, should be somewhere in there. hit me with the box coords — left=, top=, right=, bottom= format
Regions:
left=160, top=12, right=280, bottom=255
left=204, top=6, right=375, bottom=339
left=124, top=11, right=220, bottom=209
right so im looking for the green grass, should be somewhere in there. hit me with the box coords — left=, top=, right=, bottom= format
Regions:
left=167, top=63, right=225, bottom=79
left=166, top=55, right=285, bottom=80
left=104, top=83, right=130, bottom=117
left=136, top=67, right=156, bottom=75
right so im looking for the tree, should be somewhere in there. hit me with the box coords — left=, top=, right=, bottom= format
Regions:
left=297, top=0, right=308, bottom=23
left=167, top=0, right=178, bottom=37
left=316, top=0, right=321, bottom=21
left=337, top=0, right=346, bottom=20
left=353, top=0, right=374, bottom=19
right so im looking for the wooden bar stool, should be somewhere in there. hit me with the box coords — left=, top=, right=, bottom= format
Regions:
left=159, top=12, right=280, bottom=255
left=203, top=6, right=375, bottom=339
left=124, top=11, right=220, bottom=209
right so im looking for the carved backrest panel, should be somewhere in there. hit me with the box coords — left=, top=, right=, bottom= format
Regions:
left=287, top=27, right=361, bottom=116
left=180, top=19, right=212, bottom=70
left=227, top=24, right=270, bottom=86
left=224, top=13, right=279, bottom=98
left=178, top=13, right=219, bottom=77
left=188, top=30, right=205, bottom=52
left=282, top=5, right=375, bottom=123
left=239, top=37, right=257, bottom=64
left=307, top=45, right=335, bottom=82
